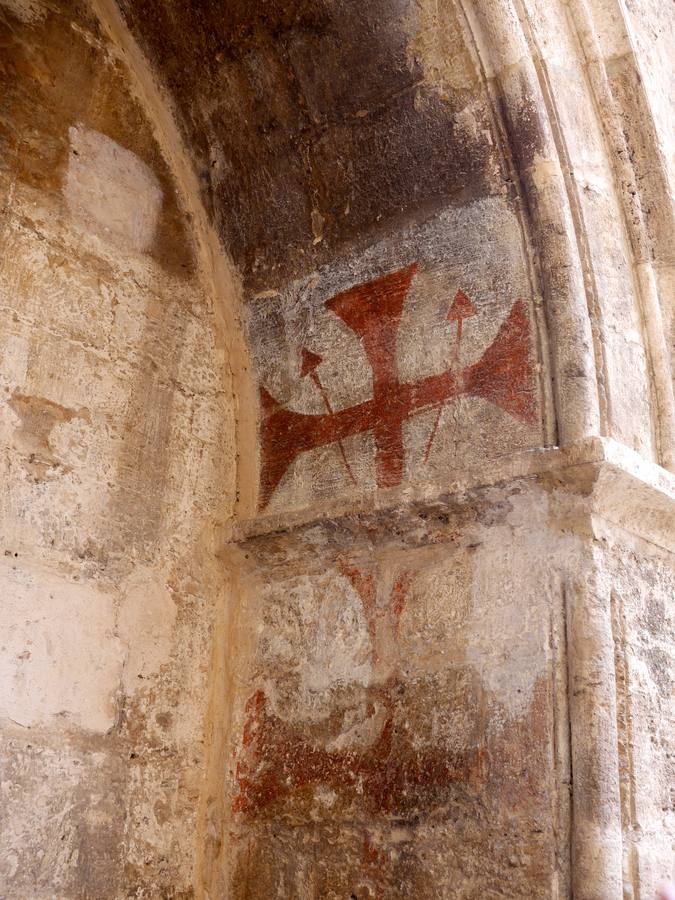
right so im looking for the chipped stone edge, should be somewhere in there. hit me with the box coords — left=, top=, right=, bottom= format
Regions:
left=225, top=437, right=675, bottom=554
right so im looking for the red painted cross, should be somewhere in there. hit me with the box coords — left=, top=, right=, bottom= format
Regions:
left=259, top=264, right=536, bottom=509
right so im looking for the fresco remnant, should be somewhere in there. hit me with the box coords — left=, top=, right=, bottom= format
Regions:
left=232, top=559, right=484, bottom=822
left=258, top=264, right=536, bottom=508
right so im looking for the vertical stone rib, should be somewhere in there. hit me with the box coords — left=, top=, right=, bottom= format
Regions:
left=457, top=8, right=631, bottom=895
left=565, top=0, right=675, bottom=472
left=459, top=0, right=603, bottom=447
left=566, top=561, right=623, bottom=900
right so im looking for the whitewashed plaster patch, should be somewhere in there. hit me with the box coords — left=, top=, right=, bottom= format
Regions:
left=116, top=567, right=176, bottom=694
left=0, top=558, right=124, bottom=732
left=65, top=126, right=162, bottom=254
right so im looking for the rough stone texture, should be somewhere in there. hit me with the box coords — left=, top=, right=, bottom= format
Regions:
left=604, top=539, right=675, bottom=898
left=222, top=479, right=573, bottom=899
left=212, top=446, right=674, bottom=900
left=114, top=0, right=500, bottom=296
left=111, top=0, right=674, bottom=481
left=0, top=1, right=234, bottom=896
left=0, top=0, right=673, bottom=898
left=248, top=201, right=544, bottom=513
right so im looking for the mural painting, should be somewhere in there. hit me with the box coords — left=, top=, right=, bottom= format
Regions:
left=232, top=681, right=483, bottom=820
left=248, top=203, right=543, bottom=513
left=235, top=206, right=549, bottom=888
left=232, top=559, right=484, bottom=824
left=229, top=529, right=558, bottom=894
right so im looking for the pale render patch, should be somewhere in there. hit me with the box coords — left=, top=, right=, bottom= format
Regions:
left=65, top=126, right=162, bottom=254
left=405, top=0, right=478, bottom=98
left=398, top=551, right=473, bottom=675
left=0, top=558, right=124, bottom=732
left=260, top=571, right=373, bottom=723
left=465, top=490, right=560, bottom=719
left=116, top=567, right=177, bottom=693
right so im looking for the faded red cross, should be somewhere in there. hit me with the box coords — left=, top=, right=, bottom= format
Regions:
left=259, top=264, right=536, bottom=509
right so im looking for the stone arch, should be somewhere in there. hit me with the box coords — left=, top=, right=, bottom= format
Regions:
left=104, top=0, right=675, bottom=521
left=458, top=0, right=675, bottom=469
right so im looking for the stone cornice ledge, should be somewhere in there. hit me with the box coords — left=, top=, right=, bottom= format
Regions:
left=222, top=437, right=675, bottom=554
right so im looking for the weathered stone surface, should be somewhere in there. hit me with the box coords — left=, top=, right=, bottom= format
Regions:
left=115, top=0, right=500, bottom=295
left=0, top=557, right=123, bottom=732
left=224, top=480, right=569, bottom=898
left=606, top=541, right=675, bottom=898
left=0, top=730, right=127, bottom=898
left=0, top=0, right=233, bottom=896
left=0, top=0, right=673, bottom=897
left=248, top=200, right=543, bottom=513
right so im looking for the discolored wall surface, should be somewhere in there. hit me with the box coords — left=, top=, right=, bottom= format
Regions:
left=219, top=460, right=675, bottom=900
left=606, top=540, right=675, bottom=896
left=249, top=206, right=543, bottom=513
left=0, top=1, right=236, bottom=896
left=0, top=0, right=673, bottom=898
left=113, top=0, right=674, bottom=490
left=223, top=480, right=573, bottom=899
left=114, top=0, right=501, bottom=296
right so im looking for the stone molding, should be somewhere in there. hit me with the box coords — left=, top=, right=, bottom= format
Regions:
left=226, top=437, right=675, bottom=554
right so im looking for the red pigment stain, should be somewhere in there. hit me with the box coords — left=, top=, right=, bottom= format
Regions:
left=337, top=561, right=378, bottom=648
left=362, top=834, right=389, bottom=897
left=391, top=571, right=413, bottom=635
left=232, top=688, right=482, bottom=818
left=258, top=263, right=536, bottom=508
left=337, top=563, right=413, bottom=657
left=362, top=835, right=386, bottom=867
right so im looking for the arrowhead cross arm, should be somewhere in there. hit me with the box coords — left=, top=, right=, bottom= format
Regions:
left=300, top=347, right=323, bottom=377
left=447, top=289, right=477, bottom=321
left=258, top=298, right=535, bottom=509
